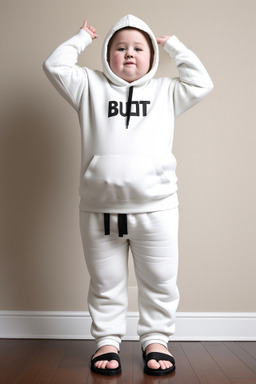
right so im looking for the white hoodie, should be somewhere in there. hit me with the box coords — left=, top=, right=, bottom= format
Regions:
left=43, top=15, right=213, bottom=214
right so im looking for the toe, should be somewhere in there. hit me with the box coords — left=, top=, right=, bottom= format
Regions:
left=95, top=360, right=108, bottom=369
left=106, top=360, right=119, bottom=369
left=158, top=360, right=173, bottom=370
left=147, top=359, right=161, bottom=370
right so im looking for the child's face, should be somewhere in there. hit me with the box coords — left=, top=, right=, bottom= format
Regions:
left=108, top=29, right=151, bottom=83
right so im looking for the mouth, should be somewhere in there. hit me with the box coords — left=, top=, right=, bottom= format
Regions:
left=124, top=61, right=135, bottom=66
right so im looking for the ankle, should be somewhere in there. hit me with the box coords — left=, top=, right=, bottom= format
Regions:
left=94, top=345, right=118, bottom=358
left=145, top=343, right=170, bottom=355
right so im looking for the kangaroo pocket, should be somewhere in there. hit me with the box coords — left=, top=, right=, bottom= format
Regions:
left=80, top=154, right=177, bottom=203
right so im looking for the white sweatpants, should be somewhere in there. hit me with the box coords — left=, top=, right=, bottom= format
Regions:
left=79, top=208, right=179, bottom=351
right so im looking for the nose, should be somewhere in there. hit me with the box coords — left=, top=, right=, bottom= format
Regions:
left=125, top=50, right=134, bottom=59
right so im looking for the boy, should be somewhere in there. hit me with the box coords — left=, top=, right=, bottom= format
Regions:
left=43, top=14, right=213, bottom=376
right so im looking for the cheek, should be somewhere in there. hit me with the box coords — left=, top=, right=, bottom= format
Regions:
left=138, top=56, right=151, bottom=73
left=109, top=53, right=122, bottom=72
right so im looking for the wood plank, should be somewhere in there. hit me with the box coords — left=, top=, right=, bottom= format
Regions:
left=238, top=343, right=256, bottom=359
left=168, top=342, right=201, bottom=384
left=0, top=339, right=20, bottom=358
left=224, top=342, right=256, bottom=374
left=14, top=339, right=70, bottom=384
left=119, top=341, right=133, bottom=384
left=203, top=342, right=256, bottom=380
left=49, top=340, right=93, bottom=384
left=230, top=379, right=256, bottom=384
left=132, top=342, right=148, bottom=383
left=181, top=342, right=231, bottom=384
left=0, top=339, right=41, bottom=384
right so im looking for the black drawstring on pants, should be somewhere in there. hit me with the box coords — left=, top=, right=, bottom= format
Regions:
left=104, top=213, right=128, bottom=237
left=118, top=214, right=128, bottom=237
left=104, top=213, right=110, bottom=235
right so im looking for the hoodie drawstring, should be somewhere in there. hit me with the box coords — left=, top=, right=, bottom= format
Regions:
left=126, top=86, right=134, bottom=128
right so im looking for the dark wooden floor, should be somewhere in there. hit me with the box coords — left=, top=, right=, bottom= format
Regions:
left=0, top=339, right=256, bottom=384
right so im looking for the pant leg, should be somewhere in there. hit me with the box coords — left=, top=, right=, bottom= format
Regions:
left=129, top=208, right=180, bottom=350
left=79, top=211, right=129, bottom=350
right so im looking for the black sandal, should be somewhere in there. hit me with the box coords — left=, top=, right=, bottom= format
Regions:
left=91, top=352, right=122, bottom=376
left=142, top=351, right=176, bottom=376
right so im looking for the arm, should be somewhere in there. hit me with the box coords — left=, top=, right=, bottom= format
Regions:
left=157, top=35, right=214, bottom=117
left=43, top=21, right=98, bottom=110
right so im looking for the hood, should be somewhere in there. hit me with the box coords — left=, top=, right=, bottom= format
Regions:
left=102, top=14, right=159, bottom=87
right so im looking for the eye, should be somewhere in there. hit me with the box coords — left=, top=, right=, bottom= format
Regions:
left=135, top=48, right=142, bottom=52
left=118, top=47, right=126, bottom=52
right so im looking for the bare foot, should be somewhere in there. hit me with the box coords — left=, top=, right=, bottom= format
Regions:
left=93, top=345, right=119, bottom=370
left=146, top=343, right=174, bottom=371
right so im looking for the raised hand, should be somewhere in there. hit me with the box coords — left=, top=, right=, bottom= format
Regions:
left=156, top=36, right=170, bottom=46
left=81, top=20, right=98, bottom=40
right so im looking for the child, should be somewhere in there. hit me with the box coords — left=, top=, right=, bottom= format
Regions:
left=43, top=14, right=213, bottom=376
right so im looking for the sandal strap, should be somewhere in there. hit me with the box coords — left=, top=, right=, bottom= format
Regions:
left=144, top=351, right=175, bottom=366
left=91, top=352, right=121, bottom=365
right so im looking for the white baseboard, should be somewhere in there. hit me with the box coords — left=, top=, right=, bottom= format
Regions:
left=0, top=311, right=255, bottom=340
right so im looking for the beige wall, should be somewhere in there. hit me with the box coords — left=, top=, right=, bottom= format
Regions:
left=0, top=0, right=255, bottom=313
